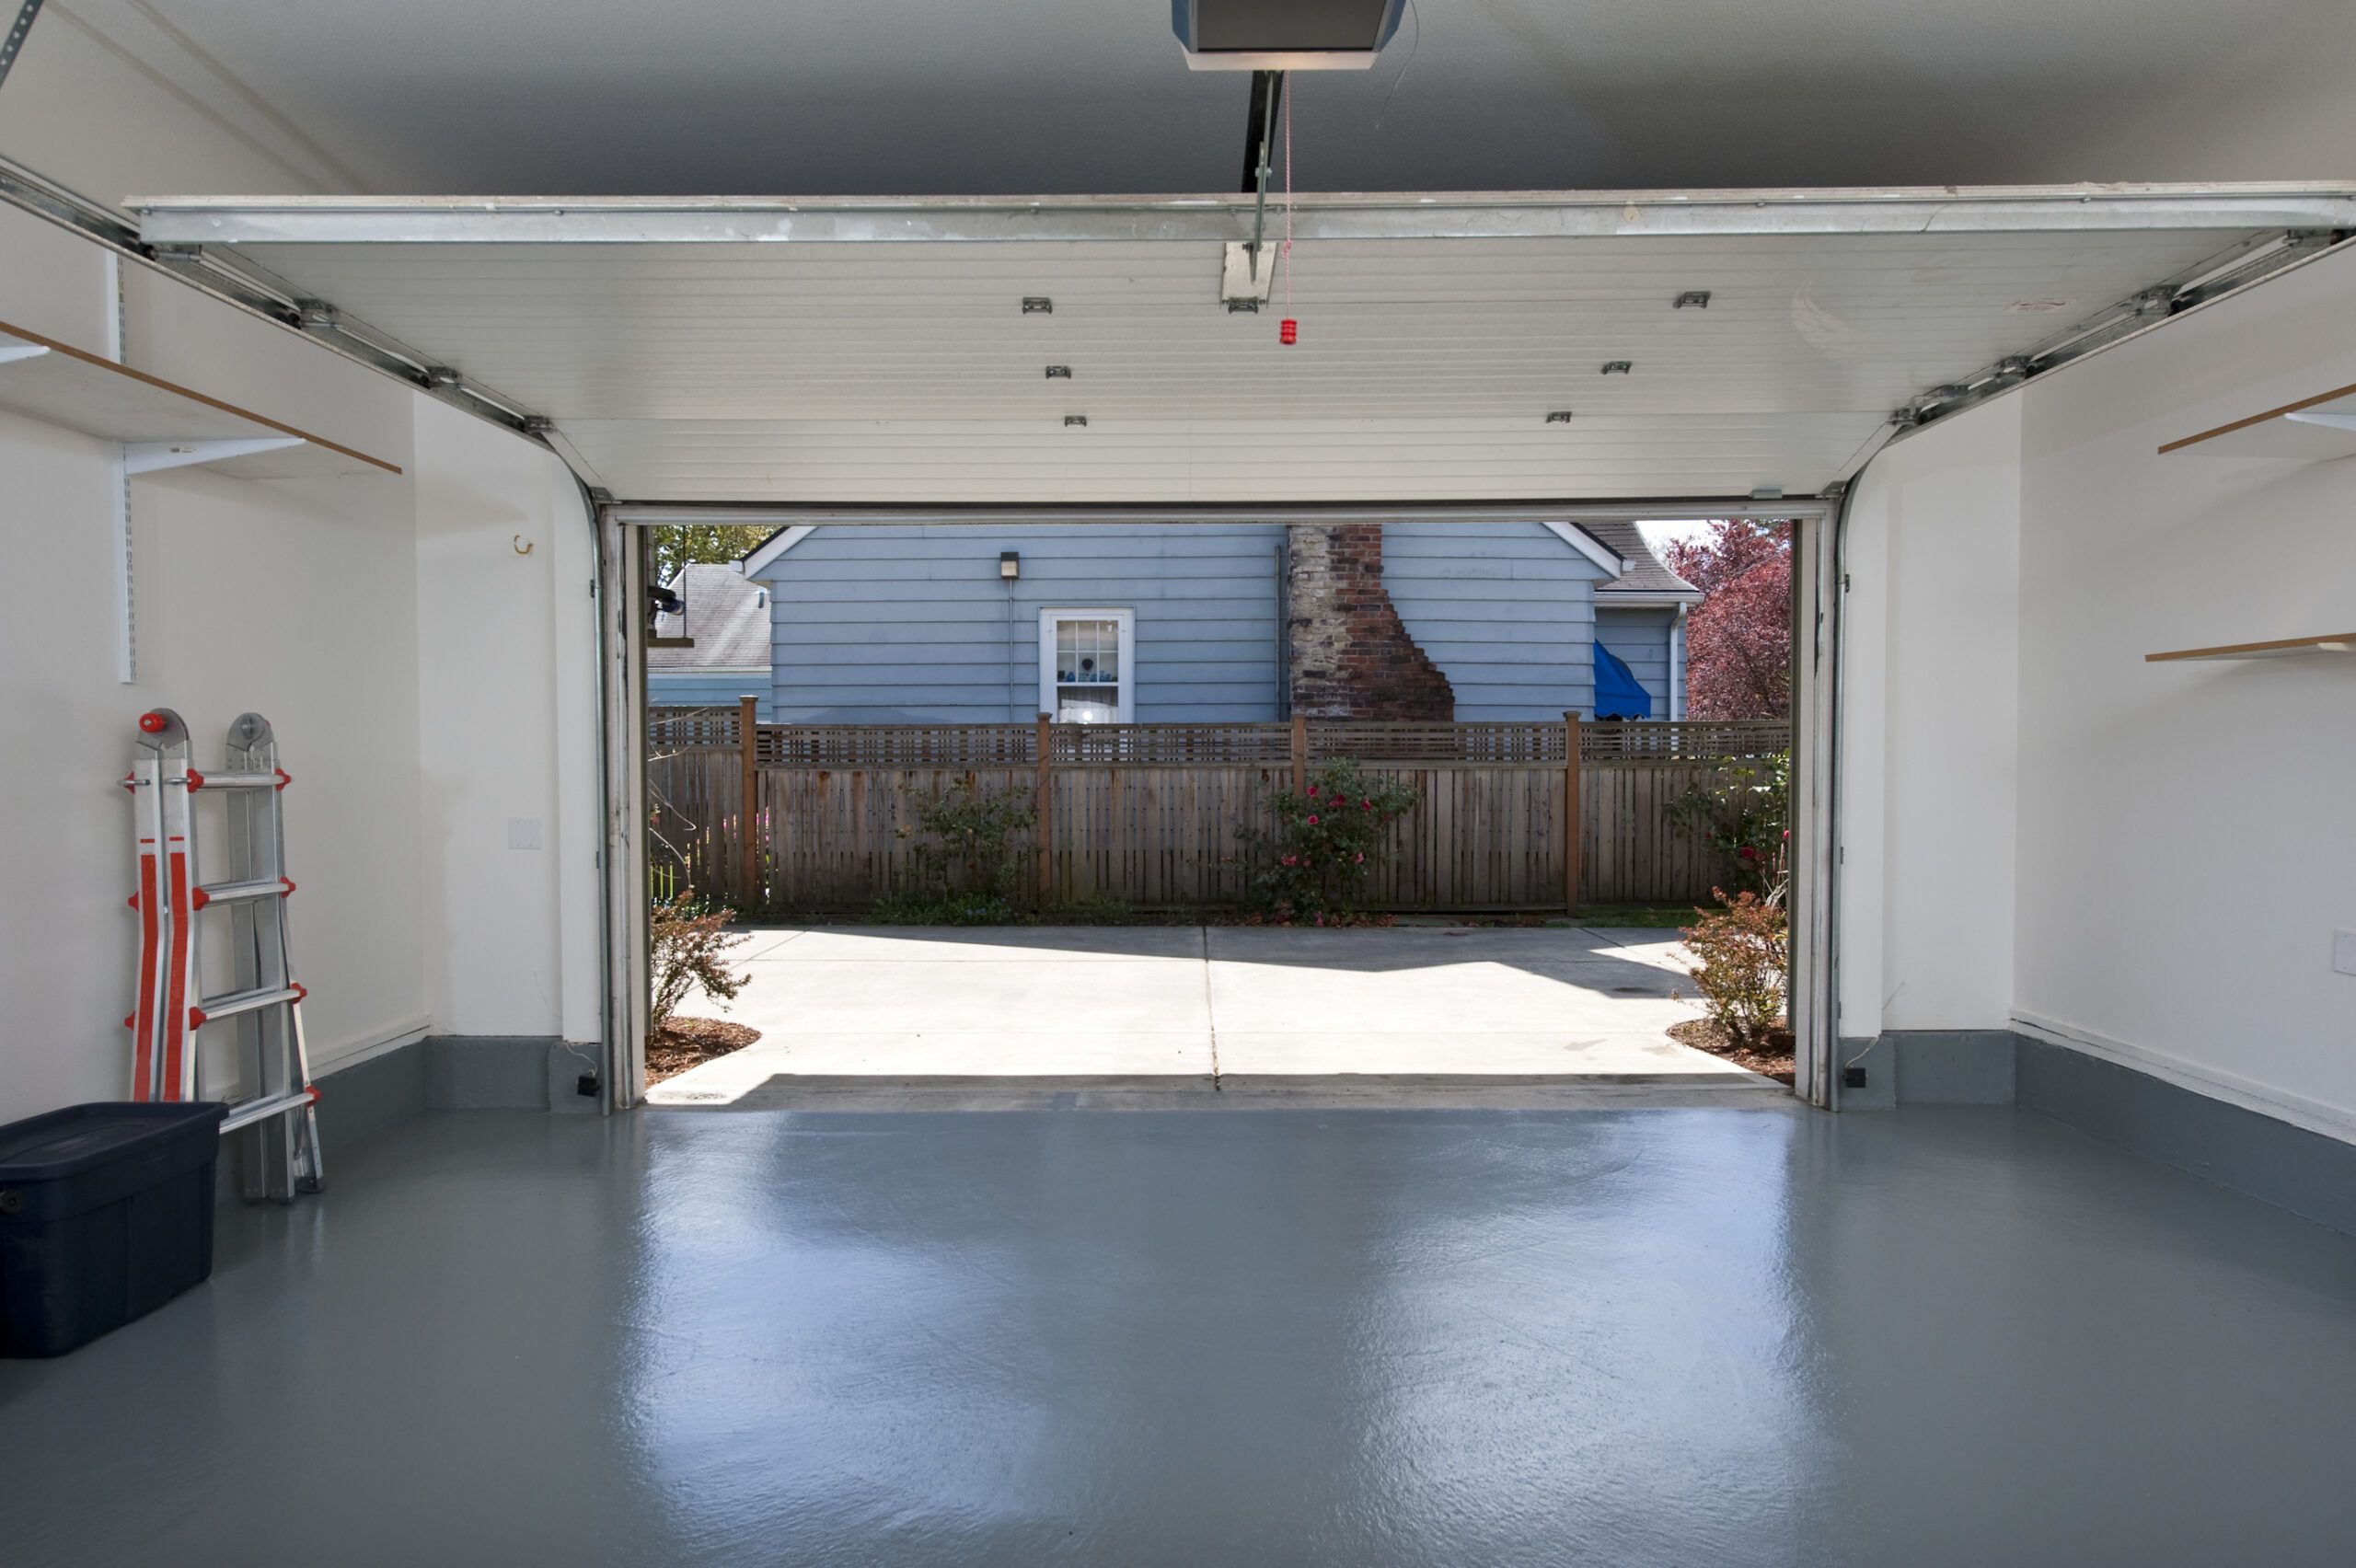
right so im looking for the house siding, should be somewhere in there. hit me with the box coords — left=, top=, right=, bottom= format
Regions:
left=756, top=524, right=1285, bottom=721
left=1595, top=605, right=1678, bottom=718
left=648, top=672, right=773, bottom=719
left=1380, top=524, right=1610, bottom=720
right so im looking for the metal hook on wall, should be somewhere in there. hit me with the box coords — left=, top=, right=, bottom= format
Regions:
left=514, top=535, right=535, bottom=555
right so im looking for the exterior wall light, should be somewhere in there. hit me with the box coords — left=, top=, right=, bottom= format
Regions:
left=1000, top=551, right=1022, bottom=580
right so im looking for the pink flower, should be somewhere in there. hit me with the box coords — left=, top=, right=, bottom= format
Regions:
left=1738, top=847, right=1757, bottom=860
left=1281, top=854, right=1298, bottom=867
left=1306, top=785, right=1319, bottom=798
left=1306, top=814, right=1319, bottom=826
left=1362, top=801, right=1374, bottom=812
left=1353, top=851, right=1365, bottom=864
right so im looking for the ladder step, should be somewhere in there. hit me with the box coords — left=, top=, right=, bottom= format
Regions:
left=191, top=983, right=304, bottom=1027
left=194, top=876, right=288, bottom=906
left=217, top=1087, right=318, bottom=1136
left=185, top=770, right=284, bottom=790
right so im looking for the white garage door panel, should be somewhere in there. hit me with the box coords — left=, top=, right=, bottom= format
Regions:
left=561, top=415, right=1882, bottom=502
left=133, top=188, right=2356, bottom=502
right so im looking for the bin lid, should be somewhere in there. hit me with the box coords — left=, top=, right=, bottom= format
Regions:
left=0, top=1102, right=227, bottom=1182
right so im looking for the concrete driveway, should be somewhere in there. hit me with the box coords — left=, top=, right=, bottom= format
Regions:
left=651, top=926, right=1782, bottom=1106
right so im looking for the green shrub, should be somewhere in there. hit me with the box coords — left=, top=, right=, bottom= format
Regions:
left=1236, top=761, right=1419, bottom=920
left=650, top=894, right=750, bottom=1032
left=878, top=777, right=1036, bottom=920
left=1667, top=750, right=1790, bottom=897
left=1679, top=888, right=1787, bottom=1045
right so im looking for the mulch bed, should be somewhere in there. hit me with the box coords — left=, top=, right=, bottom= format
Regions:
left=645, top=1017, right=761, bottom=1085
left=1668, top=1017, right=1796, bottom=1087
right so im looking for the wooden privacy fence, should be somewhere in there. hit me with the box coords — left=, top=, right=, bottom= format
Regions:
left=648, top=702, right=1787, bottom=915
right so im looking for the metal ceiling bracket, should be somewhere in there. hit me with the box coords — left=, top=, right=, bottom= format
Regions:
left=0, top=1, right=42, bottom=94
left=1219, top=241, right=1276, bottom=305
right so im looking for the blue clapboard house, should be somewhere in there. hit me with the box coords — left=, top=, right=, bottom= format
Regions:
left=651, top=521, right=1699, bottom=724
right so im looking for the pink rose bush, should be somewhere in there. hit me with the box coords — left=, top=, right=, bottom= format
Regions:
left=1236, top=759, right=1419, bottom=920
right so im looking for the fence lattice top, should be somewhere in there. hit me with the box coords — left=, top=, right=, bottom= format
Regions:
left=648, top=709, right=1787, bottom=767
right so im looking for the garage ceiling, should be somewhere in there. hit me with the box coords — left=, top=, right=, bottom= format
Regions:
left=135, top=186, right=2356, bottom=503
left=18, top=0, right=2356, bottom=195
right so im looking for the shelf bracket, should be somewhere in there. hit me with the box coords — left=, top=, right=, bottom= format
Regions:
left=123, top=437, right=305, bottom=475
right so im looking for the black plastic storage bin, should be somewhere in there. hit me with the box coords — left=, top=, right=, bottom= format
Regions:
left=0, top=1101, right=228, bottom=1357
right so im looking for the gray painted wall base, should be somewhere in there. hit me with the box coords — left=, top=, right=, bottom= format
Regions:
left=422, top=1035, right=568, bottom=1110
left=1844, top=1027, right=2356, bottom=1239
left=314, top=1039, right=429, bottom=1148
left=1839, top=1030, right=2016, bottom=1108
left=2015, top=1037, right=2356, bottom=1239
left=215, top=1034, right=593, bottom=1204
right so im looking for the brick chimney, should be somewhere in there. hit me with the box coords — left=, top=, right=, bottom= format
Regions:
left=1284, top=525, right=1454, bottom=720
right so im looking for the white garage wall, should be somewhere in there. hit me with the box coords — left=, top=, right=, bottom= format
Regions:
left=412, top=398, right=604, bottom=1046
left=0, top=204, right=602, bottom=1124
left=2011, top=245, right=2356, bottom=1139
left=1842, top=242, right=2356, bottom=1141
left=1836, top=398, right=2024, bottom=1040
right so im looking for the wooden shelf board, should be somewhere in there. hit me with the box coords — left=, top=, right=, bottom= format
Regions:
left=0, top=319, right=402, bottom=479
left=2146, top=633, right=2356, bottom=663
left=2159, top=383, right=2356, bottom=460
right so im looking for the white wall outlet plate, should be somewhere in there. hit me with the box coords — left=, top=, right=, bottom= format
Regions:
left=508, top=816, right=543, bottom=851
left=2334, top=928, right=2356, bottom=977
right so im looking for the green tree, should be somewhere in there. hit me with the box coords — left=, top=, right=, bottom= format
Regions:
left=651, top=523, right=775, bottom=583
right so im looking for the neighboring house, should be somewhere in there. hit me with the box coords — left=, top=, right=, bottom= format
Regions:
left=1588, top=520, right=1703, bottom=722
left=646, top=561, right=776, bottom=717
left=739, top=521, right=1699, bottom=724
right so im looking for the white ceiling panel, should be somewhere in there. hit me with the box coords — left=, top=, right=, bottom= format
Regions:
left=133, top=188, right=2356, bottom=503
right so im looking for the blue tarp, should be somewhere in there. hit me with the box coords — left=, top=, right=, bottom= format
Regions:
left=1592, top=640, right=1653, bottom=720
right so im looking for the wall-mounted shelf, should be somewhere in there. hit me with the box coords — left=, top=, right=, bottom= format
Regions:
left=0, top=320, right=402, bottom=478
left=2159, top=382, right=2356, bottom=461
left=2146, top=634, right=2356, bottom=663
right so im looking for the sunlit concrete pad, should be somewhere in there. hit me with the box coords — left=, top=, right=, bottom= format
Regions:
left=731, top=928, right=813, bottom=961
left=648, top=1032, right=1213, bottom=1104
left=1213, top=1031, right=1765, bottom=1079
left=707, top=954, right=1211, bottom=1034
left=741, top=926, right=1208, bottom=962
left=661, top=925, right=1752, bottom=1100
left=1205, top=925, right=1633, bottom=965
left=1204, top=935, right=1703, bottom=1035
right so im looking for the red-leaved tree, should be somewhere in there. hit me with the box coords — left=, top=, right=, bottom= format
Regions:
left=1664, top=520, right=1792, bottom=720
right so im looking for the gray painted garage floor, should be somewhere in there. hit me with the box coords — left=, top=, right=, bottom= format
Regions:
left=6, top=1105, right=2356, bottom=1566
left=653, top=925, right=1761, bottom=1104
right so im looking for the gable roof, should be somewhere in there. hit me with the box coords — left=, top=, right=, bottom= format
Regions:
left=1583, top=520, right=1703, bottom=601
left=650, top=562, right=772, bottom=671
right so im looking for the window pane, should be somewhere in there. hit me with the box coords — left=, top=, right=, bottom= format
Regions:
left=1055, top=618, right=1118, bottom=684
left=1048, top=615, right=1126, bottom=722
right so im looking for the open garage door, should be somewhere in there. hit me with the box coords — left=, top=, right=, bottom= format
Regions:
left=121, top=184, right=2356, bottom=1107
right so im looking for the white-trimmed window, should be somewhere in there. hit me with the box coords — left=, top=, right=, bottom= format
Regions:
left=1039, top=608, right=1135, bottom=723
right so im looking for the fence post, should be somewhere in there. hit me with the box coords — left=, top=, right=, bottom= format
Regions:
left=1290, top=711, right=1308, bottom=794
left=1034, top=713, right=1053, bottom=904
left=738, top=696, right=761, bottom=912
left=1564, top=710, right=1582, bottom=916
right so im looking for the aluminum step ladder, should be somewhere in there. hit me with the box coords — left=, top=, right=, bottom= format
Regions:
left=126, top=708, right=323, bottom=1201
